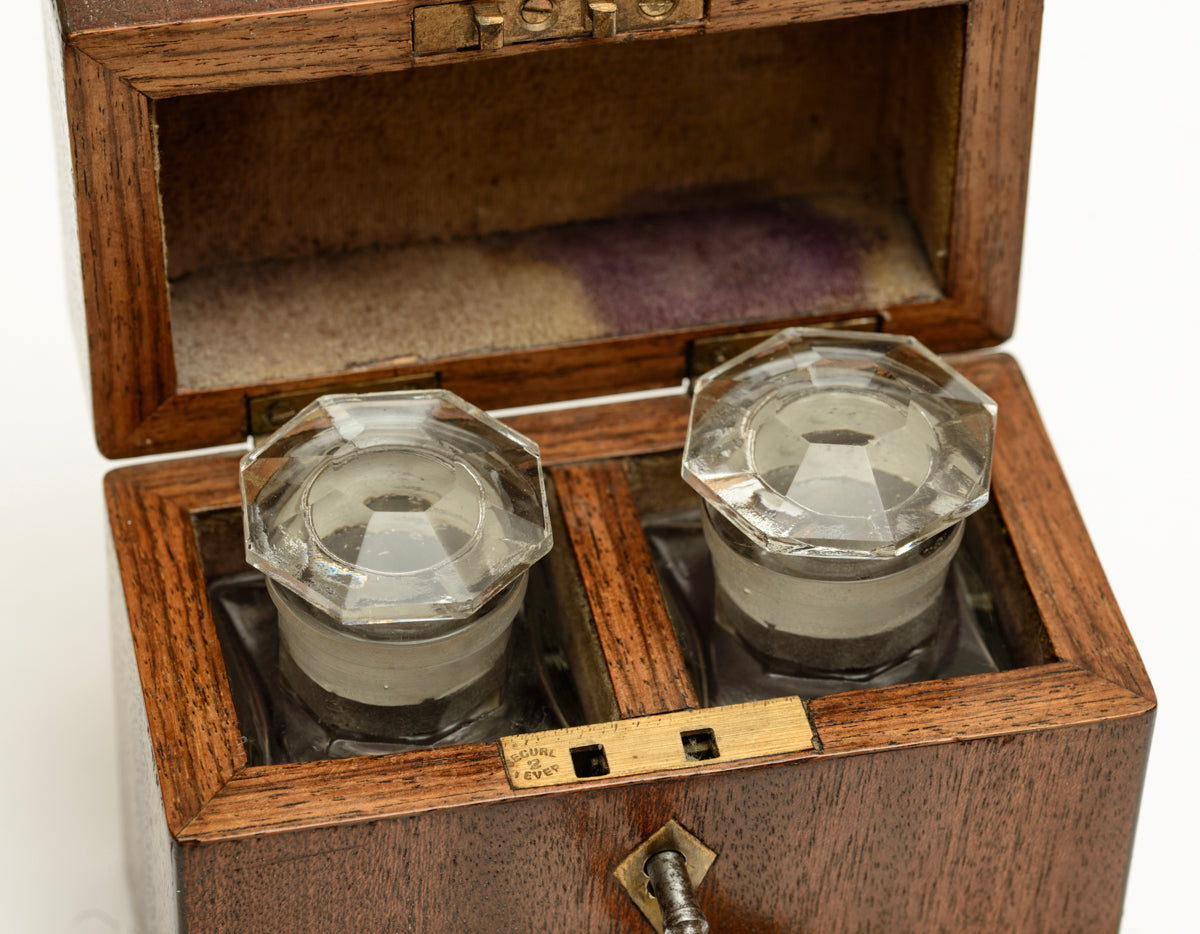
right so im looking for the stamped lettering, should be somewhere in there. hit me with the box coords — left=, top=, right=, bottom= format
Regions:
left=506, top=745, right=562, bottom=783
left=500, top=696, right=815, bottom=790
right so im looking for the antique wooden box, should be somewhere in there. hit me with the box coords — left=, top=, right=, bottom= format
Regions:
left=50, top=0, right=1154, bottom=930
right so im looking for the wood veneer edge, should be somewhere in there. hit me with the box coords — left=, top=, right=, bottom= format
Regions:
left=68, top=1, right=414, bottom=99
left=174, top=662, right=1151, bottom=843
left=91, top=301, right=984, bottom=459
left=944, top=0, right=1042, bottom=341
left=809, top=662, right=1153, bottom=752
left=105, top=466, right=247, bottom=836
left=955, top=352, right=1155, bottom=702
left=63, top=43, right=177, bottom=458
left=63, top=0, right=964, bottom=91
left=504, top=393, right=691, bottom=467
left=550, top=460, right=700, bottom=717
left=110, top=342, right=1155, bottom=842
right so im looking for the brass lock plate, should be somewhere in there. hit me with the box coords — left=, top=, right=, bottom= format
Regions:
left=500, top=695, right=815, bottom=789
left=413, top=0, right=704, bottom=56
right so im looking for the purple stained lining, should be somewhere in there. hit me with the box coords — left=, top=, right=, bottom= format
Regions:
left=527, top=200, right=868, bottom=333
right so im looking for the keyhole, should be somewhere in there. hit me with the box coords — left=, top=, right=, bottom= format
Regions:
left=519, top=0, right=556, bottom=29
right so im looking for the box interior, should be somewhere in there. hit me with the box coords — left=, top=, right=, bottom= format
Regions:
left=192, top=474, right=621, bottom=764
left=191, top=441, right=1051, bottom=766
left=155, top=6, right=965, bottom=392
left=624, top=451, right=1052, bottom=673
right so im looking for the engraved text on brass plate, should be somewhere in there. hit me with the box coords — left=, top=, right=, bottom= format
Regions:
left=500, top=695, right=816, bottom=789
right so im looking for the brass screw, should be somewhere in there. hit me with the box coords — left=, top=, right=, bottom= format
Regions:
left=266, top=400, right=301, bottom=429
left=637, top=0, right=676, bottom=17
left=519, top=0, right=555, bottom=27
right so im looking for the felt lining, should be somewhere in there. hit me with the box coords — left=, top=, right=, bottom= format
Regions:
left=155, top=9, right=961, bottom=392
left=171, top=196, right=940, bottom=390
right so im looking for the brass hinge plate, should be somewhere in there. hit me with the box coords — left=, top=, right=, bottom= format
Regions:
left=499, top=695, right=815, bottom=790
left=247, top=372, right=440, bottom=440
left=413, top=0, right=703, bottom=56
left=688, top=314, right=885, bottom=380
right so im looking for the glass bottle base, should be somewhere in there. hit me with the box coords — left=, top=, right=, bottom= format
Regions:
left=644, top=507, right=1010, bottom=704
left=209, top=570, right=577, bottom=765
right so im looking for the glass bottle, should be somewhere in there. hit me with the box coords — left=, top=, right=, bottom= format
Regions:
left=681, top=328, right=997, bottom=691
left=234, top=389, right=557, bottom=759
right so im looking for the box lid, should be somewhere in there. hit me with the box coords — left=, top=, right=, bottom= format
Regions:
left=53, top=0, right=1040, bottom=458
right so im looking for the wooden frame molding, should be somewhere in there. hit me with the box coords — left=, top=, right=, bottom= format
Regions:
left=551, top=460, right=700, bottom=717
left=58, top=0, right=1040, bottom=458
left=64, top=0, right=970, bottom=90
left=68, top=2, right=415, bottom=97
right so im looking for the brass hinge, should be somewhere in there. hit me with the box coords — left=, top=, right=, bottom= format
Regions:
left=687, top=314, right=885, bottom=381
left=247, top=372, right=441, bottom=441
left=412, top=0, right=703, bottom=56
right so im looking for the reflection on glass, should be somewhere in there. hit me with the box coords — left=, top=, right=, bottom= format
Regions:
left=681, top=328, right=998, bottom=686
left=643, top=506, right=1012, bottom=704
left=209, top=565, right=580, bottom=765
left=237, top=390, right=558, bottom=749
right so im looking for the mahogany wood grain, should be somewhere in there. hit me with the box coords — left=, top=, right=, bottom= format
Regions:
left=550, top=460, right=700, bottom=717
left=60, top=0, right=958, bottom=36
left=885, top=298, right=1006, bottom=349
left=63, top=45, right=176, bottom=459
left=809, top=662, right=1151, bottom=751
left=88, top=301, right=994, bottom=459
left=109, top=449, right=242, bottom=510
left=64, top=0, right=963, bottom=95
left=179, top=663, right=1146, bottom=843
left=70, top=1, right=414, bottom=98
left=73, top=0, right=1151, bottom=924
left=57, top=0, right=365, bottom=34
left=56, top=0, right=1038, bottom=458
left=105, top=460, right=245, bottom=835
left=706, top=0, right=962, bottom=32
left=965, top=353, right=1155, bottom=700
left=171, top=715, right=1151, bottom=933
left=948, top=0, right=1043, bottom=341
left=504, top=393, right=690, bottom=467
left=962, top=490, right=1052, bottom=669
left=184, top=744, right=516, bottom=840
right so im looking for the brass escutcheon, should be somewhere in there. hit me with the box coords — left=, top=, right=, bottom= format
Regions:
left=614, top=821, right=717, bottom=934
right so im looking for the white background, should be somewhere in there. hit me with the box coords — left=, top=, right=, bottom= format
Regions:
left=2, top=2, right=1196, bottom=931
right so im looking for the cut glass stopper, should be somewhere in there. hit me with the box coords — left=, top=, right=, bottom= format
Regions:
left=241, top=390, right=553, bottom=627
left=682, top=328, right=997, bottom=559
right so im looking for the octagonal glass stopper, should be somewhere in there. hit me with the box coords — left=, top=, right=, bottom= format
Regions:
left=241, top=390, right=552, bottom=627
left=683, top=327, right=996, bottom=559
left=682, top=328, right=997, bottom=678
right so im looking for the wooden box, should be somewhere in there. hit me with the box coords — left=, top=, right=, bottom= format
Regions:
left=50, top=0, right=1154, bottom=930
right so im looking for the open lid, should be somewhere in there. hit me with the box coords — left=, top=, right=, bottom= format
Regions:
left=54, top=0, right=1039, bottom=458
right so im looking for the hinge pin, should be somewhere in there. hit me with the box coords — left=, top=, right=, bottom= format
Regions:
left=472, top=2, right=505, bottom=49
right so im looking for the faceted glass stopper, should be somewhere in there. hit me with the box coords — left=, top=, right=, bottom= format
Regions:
left=241, top=390, right=552, bottom=625
left=682, top=328, right=997, bottom=558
